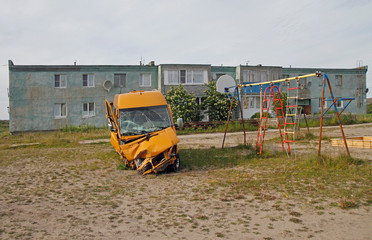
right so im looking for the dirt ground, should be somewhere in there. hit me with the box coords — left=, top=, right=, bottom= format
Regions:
left=0, top=123, right=371, bottom=239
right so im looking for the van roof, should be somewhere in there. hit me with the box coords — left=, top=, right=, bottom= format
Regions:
left=114, top=91, right=167, bottom=109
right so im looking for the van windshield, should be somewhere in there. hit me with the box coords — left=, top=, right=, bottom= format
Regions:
left=119, top=105, right=173, bottom=136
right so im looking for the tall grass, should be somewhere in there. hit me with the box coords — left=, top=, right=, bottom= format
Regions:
left=178, top=122, right=258, bottom=135
left=180, top=144, right=258, bottom=170
left=367, top=102, right=372, bottom=114
left=299, top=113, right=357, bottom=128
left=180, top=146, right=371, bottom=206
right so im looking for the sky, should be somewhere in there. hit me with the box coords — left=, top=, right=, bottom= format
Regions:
left=1, top=0, right=372, bottom=120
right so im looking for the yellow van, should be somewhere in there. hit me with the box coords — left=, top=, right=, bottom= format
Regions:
left=105, top=90, right=182, bottom=175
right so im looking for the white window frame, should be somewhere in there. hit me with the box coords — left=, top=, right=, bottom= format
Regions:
left=55, top=74, right=67, bottom=88
left=249, top=96, right=255, bottom=109
left=82, top=74, right=95, bottom=87
left=82, top=102, right=95, bottom=117
left=114, top=74, right=126, bottom=88
left=54, top=103, right=67, bottom=118
left=139, top=73, right=152, bottom=87
left=165, top=70, right=207, bottom=85
left=255, top=96, right=260, bottom=109
left=322, top=99, right=343, bottom=109
left=336, top=100, right=343, bottom=108
left=187, top=70, right=204, bottom=84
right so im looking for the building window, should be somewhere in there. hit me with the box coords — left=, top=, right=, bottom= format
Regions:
left=82, top=102, right=95, bottom=117
left=215, top=73, right=225, bottom=80
left=335, top=75, right=342, bottom=86
left=180, top=70, right=186, bottom=84
left=139, top=73, right=151, bottom=87
left=82, top=74, right=95, bottom=87
left=54, top=103, right=67, bottom=118
left=249, top=97, right=255, bottom=109
left=299, top=74, right=307, bottom=89
left=167, top=71, right=179, bottom=84
left=166, top=70, right=206, bottom=85
left=187, top=70, right=204, bottom=84
left=261, top=71, right=268, bottom=82
left=256, top=96, right=260, bottom=108
left=319, top=78, right=323, bottom=86
left=336, top=100, right=343, bottom=108
left=55, top=74, right=66, bottom=88
left=114, top=74, right=126, bottom=88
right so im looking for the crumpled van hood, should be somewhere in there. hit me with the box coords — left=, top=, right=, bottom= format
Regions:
left=121, top=127, right=179, bottom=161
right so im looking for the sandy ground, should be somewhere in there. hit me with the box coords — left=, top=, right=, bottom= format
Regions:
left=0, top=123, right=371, bottom=239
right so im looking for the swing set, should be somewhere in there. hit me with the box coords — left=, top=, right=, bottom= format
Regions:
left=221, top=71, right=354, bottom=158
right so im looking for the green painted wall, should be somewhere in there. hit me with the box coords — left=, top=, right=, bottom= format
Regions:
left=9, top=63, right=158, bottom=133
left=282, top=67, right=368, bottom=115
left=8, top=61, right=368, bottom=132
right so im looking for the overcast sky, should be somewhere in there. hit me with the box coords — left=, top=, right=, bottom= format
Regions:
left=1, top=0, right=371, bottom=120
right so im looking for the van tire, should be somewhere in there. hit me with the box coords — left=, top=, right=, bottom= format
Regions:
left=169, top=154, right=180, bottom=172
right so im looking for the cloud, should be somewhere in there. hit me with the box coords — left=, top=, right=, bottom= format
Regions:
left=1, top=0, right=372, bottom=119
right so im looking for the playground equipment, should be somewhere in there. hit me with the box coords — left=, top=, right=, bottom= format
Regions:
left=221, top=71, right=354, bottom=157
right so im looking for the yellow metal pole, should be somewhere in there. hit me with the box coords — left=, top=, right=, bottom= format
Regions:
left=237, top=73, right=318, bottom=89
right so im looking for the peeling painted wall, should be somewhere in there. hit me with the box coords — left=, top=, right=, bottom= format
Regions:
left=8, top=61, right=368, bottom=133
left=282, top=67, right=368, bottom=115
left=9, top=63, right=158, bottom=133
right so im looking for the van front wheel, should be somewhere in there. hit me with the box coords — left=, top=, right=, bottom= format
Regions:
left=169, top=154, right=180, bottom=172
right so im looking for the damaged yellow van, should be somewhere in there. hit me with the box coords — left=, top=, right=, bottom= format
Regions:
left=105, top=90, right=182, bottom=175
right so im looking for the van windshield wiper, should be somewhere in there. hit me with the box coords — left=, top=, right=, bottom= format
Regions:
left=123, top=132, right=159, bottom=144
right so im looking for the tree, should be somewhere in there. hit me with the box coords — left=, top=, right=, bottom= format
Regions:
left=165, top=85, right=202, bottom=122
left=202, top=81, right=237, bottom=121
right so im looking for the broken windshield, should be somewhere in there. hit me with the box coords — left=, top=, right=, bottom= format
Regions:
left=119, top=105, right=173, bottom=136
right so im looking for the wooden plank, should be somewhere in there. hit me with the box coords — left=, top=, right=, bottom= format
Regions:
left=331, top=136, right=372, bottom=149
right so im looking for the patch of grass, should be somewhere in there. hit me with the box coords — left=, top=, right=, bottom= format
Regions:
left=338, top=198, right=358, bottom=209
left=289, top=218, right=303, bottom=224
left=180, top=147, right=371, bottom=206
left=179, top=144, right=258, bottom=170
left=117, top=161, right=131, bottom=170
left=367, top=103, right=372, bottom=114
left=356, top=113, right=372, bottom=123
left=177, top=121, right=258, bottom=135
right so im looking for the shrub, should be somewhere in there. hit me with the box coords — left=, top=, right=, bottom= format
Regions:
left=202, top=81, right=237, bottom=121
left=165, top=85, right=202, bottom=122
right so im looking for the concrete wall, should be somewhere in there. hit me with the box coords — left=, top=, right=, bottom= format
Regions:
left=9, top=62, right=158, bottom=133
left=282, top=67, right=368, bottom=115
left=159, top=64, right=211, bottom=98
left=238, top=65, right=282, bottom=119
left=8, top=60, right=368, bottom=133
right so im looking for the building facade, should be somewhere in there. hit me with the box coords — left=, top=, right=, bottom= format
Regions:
left=8, top=60, right=368, bottom=133
left=281, top=67, right=368, bottom=115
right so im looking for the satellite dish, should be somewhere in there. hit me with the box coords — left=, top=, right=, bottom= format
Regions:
left=216, top=75, right=236, bottom=94
left=103, top=80, right=112, bottom=91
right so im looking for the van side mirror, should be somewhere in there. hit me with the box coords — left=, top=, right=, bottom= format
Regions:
left=108, top=123, right=117, bottom=132
left=175, top=118, right=183, bottom=129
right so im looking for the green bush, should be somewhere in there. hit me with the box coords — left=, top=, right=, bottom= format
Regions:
left=202, top=81, right=237, bottom=121
left=165, top=85, right=202, bottom=122
left=367, top=102, right=372, bottom=114
left=250, top=112, right=271, bottom=119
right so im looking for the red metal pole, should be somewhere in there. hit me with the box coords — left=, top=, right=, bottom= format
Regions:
left=318, top=76, right=325, bottom=156
left=325, top=78, right=350, bottom=156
